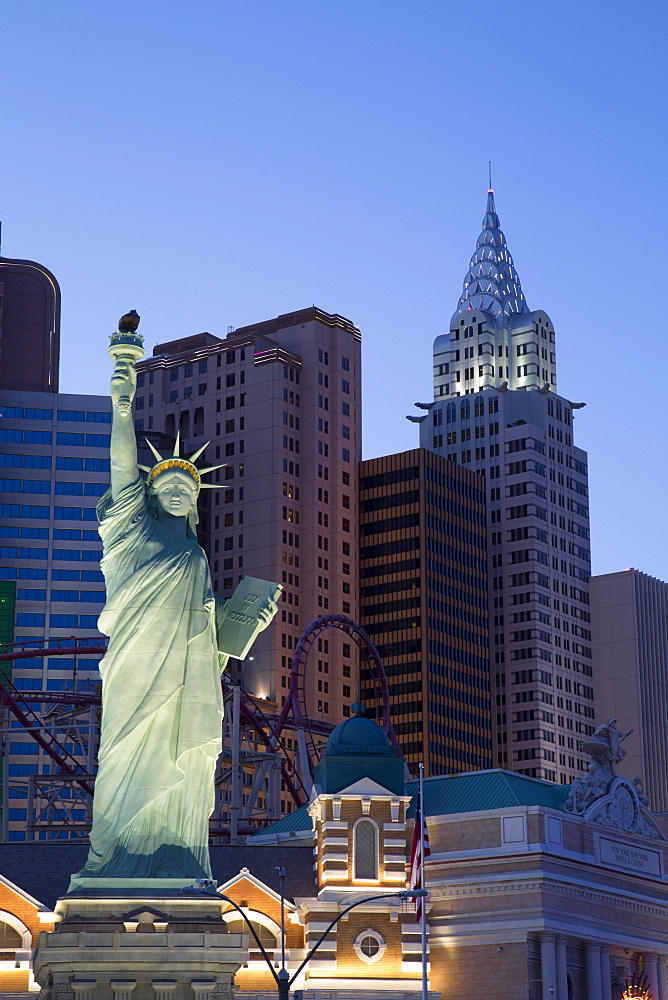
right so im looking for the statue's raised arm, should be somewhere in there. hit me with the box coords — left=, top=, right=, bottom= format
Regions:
left=109, top=359, right=139, bottom=498
left=107, top=310, right=144, bottom=499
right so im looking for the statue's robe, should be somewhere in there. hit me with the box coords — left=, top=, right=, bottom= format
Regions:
left=71, top=478, right=225, bottom=883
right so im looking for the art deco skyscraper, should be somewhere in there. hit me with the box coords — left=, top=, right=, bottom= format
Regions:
left=411, top=191, right=593, bottom=784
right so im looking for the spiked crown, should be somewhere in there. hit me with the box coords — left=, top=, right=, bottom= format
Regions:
left=138, top=433, right=225, bottom=492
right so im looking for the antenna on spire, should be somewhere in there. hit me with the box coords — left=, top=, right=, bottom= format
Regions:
left=488, top=161, right=493, bottom=193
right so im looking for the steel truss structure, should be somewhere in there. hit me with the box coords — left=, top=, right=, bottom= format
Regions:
left=0, top=615, right=398, bottom=842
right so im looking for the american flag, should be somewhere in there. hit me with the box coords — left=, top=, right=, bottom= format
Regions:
left=409, top=782, right=430, bottom=922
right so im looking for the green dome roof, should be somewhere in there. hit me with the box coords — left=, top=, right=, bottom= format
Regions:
left=314, top=712, right=405, bottom=794
left=323, top=715, right=395, bottom=757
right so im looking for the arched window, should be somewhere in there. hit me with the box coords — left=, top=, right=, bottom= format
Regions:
left=222, top=917, right=278, bottom=953
left=460, top=399, right=470, bottom=420
left=446, top=402, right=456, bottom=424
left=0, top=922, right=22, bottom=949
left=353, top=818, right=378, bottom=879
left=0, top=912, right=30, bottom=950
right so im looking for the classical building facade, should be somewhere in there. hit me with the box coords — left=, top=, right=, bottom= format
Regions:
left=250, top=716, right=668, bottom=1000
left=1, top=715, right=668, bottom=1000
left=410, top=191, right=593, bottom=784
left=357, top=447, right=491, bottom=776
left=591, top=569, right=668, bottom=811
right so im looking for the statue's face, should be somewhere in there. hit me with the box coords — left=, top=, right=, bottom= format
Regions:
left=153, top=470, right=198, bottom=517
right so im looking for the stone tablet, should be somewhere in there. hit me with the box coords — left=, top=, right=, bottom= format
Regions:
left=222, top=576, right=283, bottom=659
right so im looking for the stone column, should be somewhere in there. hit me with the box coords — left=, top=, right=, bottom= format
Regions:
left=190, top=981, right=216, bottom=1000
left=585, top=942, right=601, bottom=1000
left=656, top=955, right=668, bottom=1000
left=72, top=981, right=97, bottom=1000
left=111, top=983, right=136, bottom=1000
left=152, top=982, right=178, bottom=1000
left=540, top=932, right=558, bottom=1000
left=600, top=944, right=612, bottom=1000
left=643, top=953, right=659, bottom=1000
left=555, top=935, right=568, bottom=1000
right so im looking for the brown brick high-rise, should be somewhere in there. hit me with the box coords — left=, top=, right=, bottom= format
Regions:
left=358, top=448, right=491, bottom=776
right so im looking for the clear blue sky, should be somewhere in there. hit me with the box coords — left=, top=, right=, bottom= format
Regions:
left=3, top=1, right=666, bottom=580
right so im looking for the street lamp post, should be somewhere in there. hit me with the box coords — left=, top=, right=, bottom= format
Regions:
left=275, top=866, right=289, bottom=1000
left=217, top=886, right=427, bottom=1000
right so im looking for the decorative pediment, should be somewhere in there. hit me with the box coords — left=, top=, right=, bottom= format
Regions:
left=124, top=905, right=169, bottom=921
left=216, top=868, right=296, bottom=909
left=585, top=778, right=666, bottom=841
left=335, top=776, right=400, bottom=797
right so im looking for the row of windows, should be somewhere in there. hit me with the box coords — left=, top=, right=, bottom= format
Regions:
left=425, top=512, right=486, bottom=551
left=425, top=686, right=491, bottom=729
left=15, top=613, right=100, bottom=629
left=0, top=409, right=104, bottom=430
left=0, top=429, right=52, bottom=445
left=51, top=590, right=105, bottom=603
left=58, top=433, right=110, bottom=448
left=425, top=536, right=487, bottom=575
left=361, top=596, right=420, bottom=617
left=427, top=614, right=489, bottom=648
left=426, top=574, right=488, bottom=612
left=424, top=464, right=486, bottom=505
left=0, top=567, right=103, bottom=582
left=0, top=407, right=54, bottom=420
left=0, top=454, right=51, bottom=469
left=426, top=593, right=488, bottom=630
left=0, top=480, right=107, bottom=496
left=425, top=556, right=488, bottom=595
left=12, top=657, right=100, bottom=671
left=428, top=741, right=491, bottom=768
left=166, top=357, right=223, bottom=380
left=426, top=639, right=489, bottom=675
left=360, top=512, right=420, bottom=537
left=0, top=527, right=48, bottom=540
left=0, top=504, right=98, bottom=521
left=359, top=466, right=418, bottom=491
left=360, top=556, right=421, bottom=580
left=60, top=457, right=109, bottom=472
left=438, top=425, right=501, bottom=443
left=428, top=721, right=491, bottom=750
left=0, top=547, right=101, bottom=562
left=0, top=527, right=98, bottom=541
left=0, top=479, right=50, bottom=494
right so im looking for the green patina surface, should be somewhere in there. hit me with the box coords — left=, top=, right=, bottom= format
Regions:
left=405, top=768, right=571, bottom=818
left=253, top=771, right=571, bottom=839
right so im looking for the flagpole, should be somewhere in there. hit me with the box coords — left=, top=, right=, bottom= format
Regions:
left=420, top=761, right=428, bottom=1000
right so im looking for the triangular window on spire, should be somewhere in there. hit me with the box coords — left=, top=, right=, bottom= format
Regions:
left=452, top=190, right=529, bottom=328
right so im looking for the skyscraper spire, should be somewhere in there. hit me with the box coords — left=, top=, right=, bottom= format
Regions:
left=452, top=188, right=529, bottom=327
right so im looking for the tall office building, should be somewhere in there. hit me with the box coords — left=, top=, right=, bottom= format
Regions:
left=411, top=191, right=593, bottom=783
left=358, top=448, right=491, bottom=776
left=0, top=257, right=61, bottom=393
left=0, top=389, right=110, bottom=839
left=135, top=306, right=361, bottom=725
left=590, top=569, right=668, bottom=811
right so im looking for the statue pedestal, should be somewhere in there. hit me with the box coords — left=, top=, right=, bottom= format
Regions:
left=34, top=889, right=248, bottom=1000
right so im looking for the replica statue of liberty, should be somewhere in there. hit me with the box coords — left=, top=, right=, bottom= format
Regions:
left=70, top=314, right=278, bottom=888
